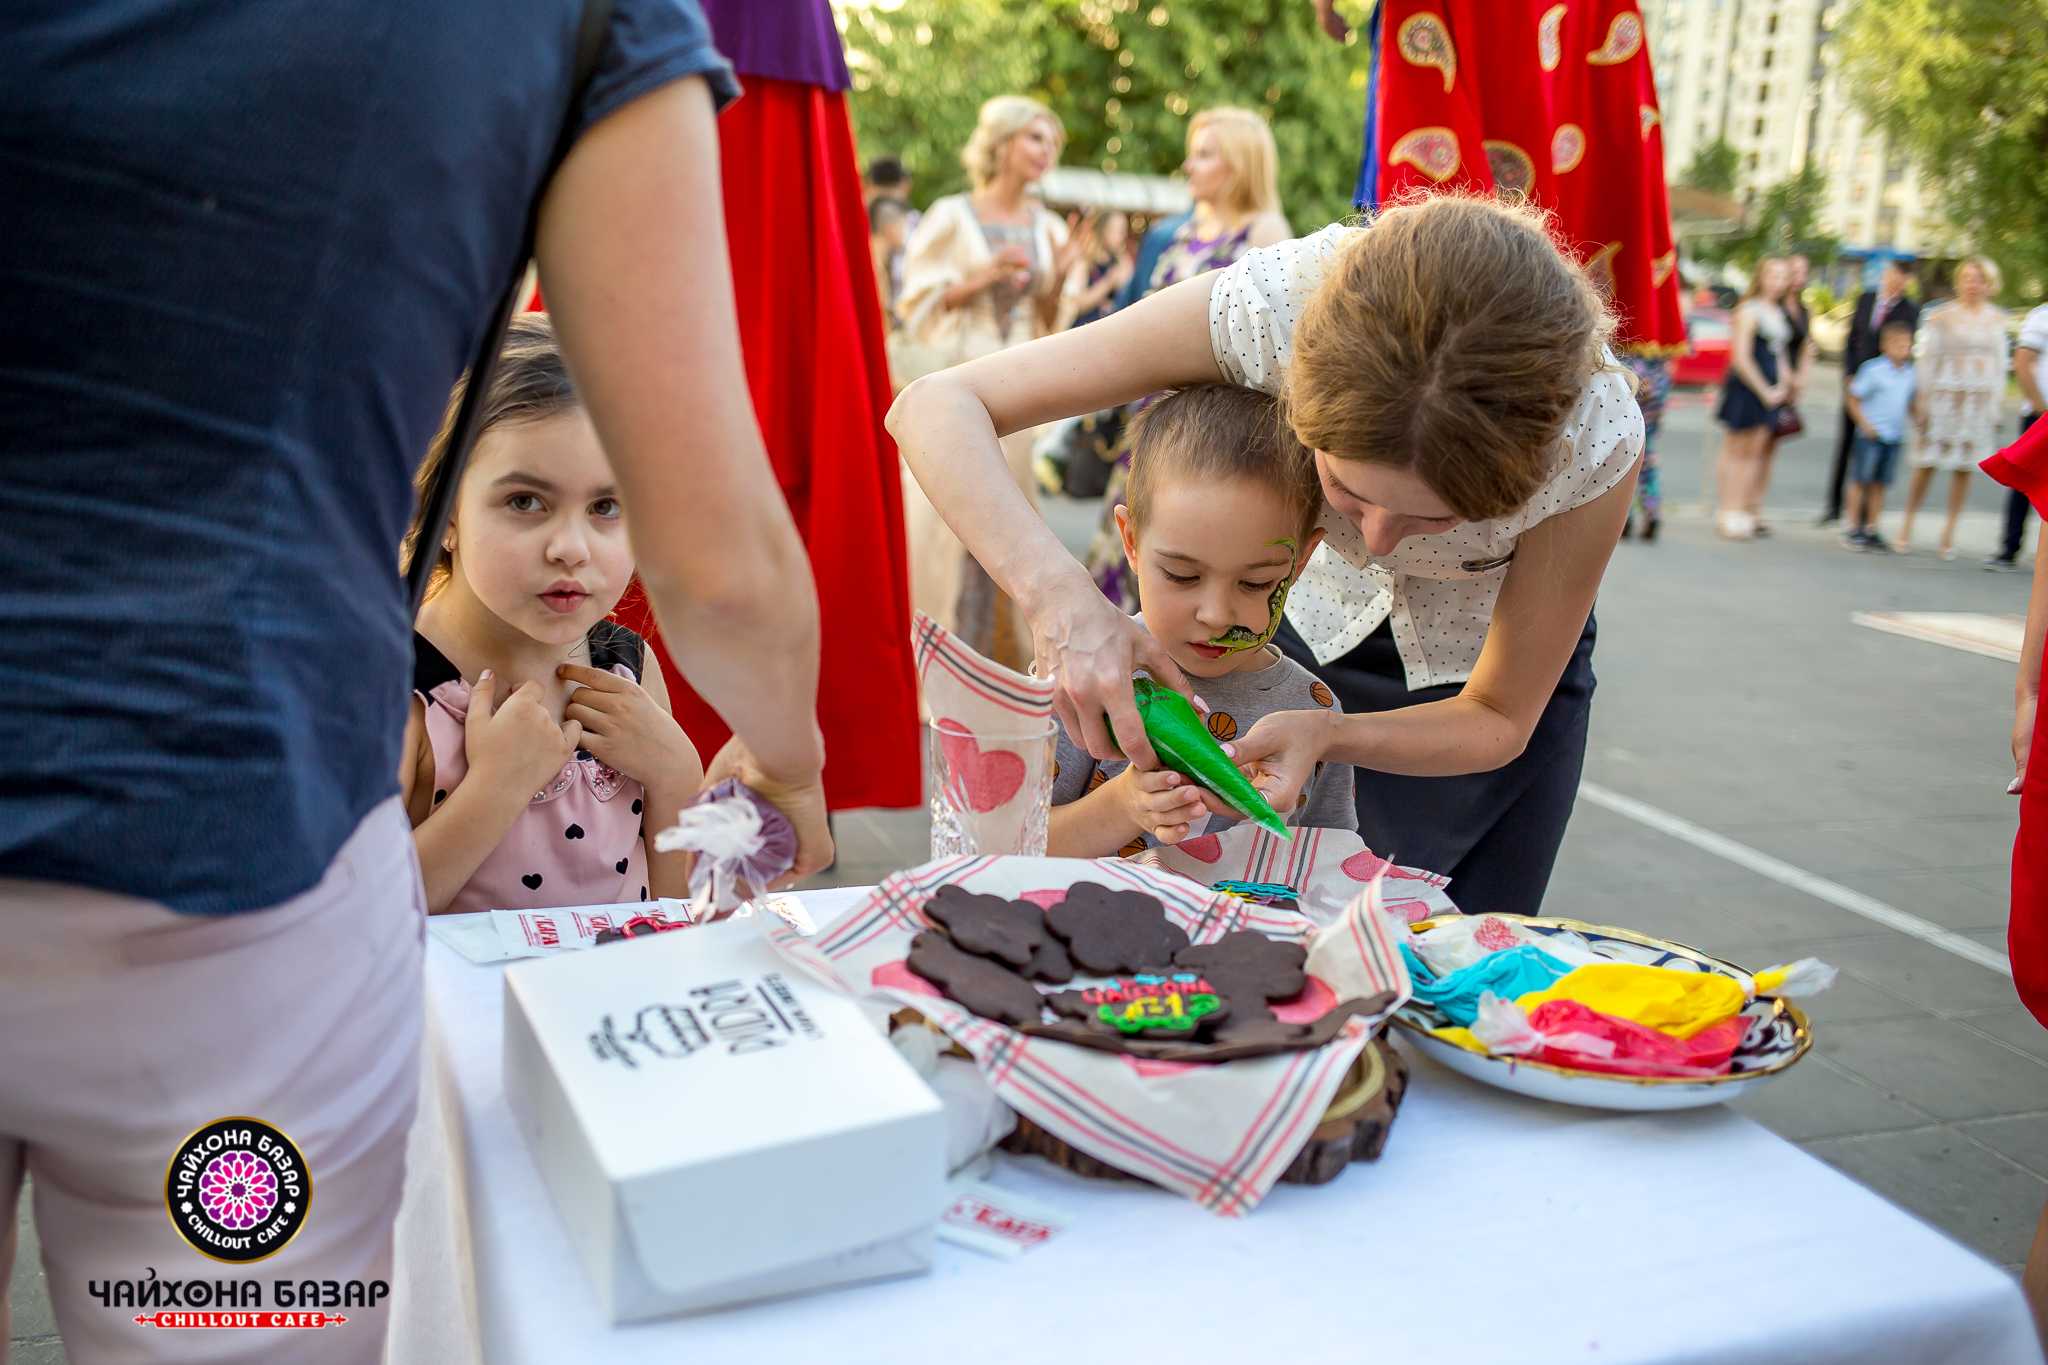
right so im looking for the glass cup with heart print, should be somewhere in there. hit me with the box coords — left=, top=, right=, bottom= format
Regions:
left=927, top=716, right=1059, bottom=859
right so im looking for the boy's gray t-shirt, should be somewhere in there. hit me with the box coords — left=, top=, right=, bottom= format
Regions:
left=1050, top=627, right=1357, bottom=851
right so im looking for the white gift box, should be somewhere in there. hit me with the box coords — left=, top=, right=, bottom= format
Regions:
left=502, top=916, right=947, bottom=1323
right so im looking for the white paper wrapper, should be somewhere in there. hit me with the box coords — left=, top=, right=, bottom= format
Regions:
left=764, top=855, right=1412, bottom=1216
left=938, top=1178, right=1071, bottom=1258
left=1134, top=824, right=1462, bottom=929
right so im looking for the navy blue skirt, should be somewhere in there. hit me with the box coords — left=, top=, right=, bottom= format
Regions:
left=1717, top=334, right=1781, bottom=431
left=1275, top=612, right=1597, bottom=918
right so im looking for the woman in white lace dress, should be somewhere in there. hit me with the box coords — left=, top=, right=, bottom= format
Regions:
left=1900, top=257, right=2010, bottom=557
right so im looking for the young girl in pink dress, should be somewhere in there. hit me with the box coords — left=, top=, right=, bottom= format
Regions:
left=398, top=315, right=703, bottom=913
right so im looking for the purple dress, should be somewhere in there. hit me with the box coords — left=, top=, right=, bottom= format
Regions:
left=698, top=0, right=847, bottom=88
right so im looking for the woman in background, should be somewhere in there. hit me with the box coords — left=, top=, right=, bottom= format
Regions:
left=1086, top=106, right=1292, bottom=610
left=1746, top=252, right=1814, bottom=537
left=895, top=94, right=1084, bottom=667
left=1900, top=256, right=2009, bottom=558
left=1713, top=257, right=1793, bottom=541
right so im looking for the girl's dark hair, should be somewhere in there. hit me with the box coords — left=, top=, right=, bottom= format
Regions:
left=399, top=313, right=577, bottom=596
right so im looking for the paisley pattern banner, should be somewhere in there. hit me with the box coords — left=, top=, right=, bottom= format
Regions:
left=1360, top=0, right=1684, bottom=353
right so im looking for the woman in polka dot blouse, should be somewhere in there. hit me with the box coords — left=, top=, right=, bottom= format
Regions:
left=889, top=194, right=1643, bottom=916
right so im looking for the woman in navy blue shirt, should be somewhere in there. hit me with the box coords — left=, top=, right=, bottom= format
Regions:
left=0, top=3, right=826, bottom=1357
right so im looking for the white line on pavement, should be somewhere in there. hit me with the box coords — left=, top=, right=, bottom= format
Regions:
left=1577, top=781, right=2013, bottom=978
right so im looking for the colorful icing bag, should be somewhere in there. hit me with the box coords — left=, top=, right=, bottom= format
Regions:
left=1439, top=993, right=1749, bottom=1078
left=1131, top=677, right=1290, bottom=839
left=1399, top=941, right=1574, bottom=1027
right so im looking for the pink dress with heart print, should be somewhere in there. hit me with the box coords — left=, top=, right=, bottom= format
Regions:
left=415, top=628, right=651, bottom=915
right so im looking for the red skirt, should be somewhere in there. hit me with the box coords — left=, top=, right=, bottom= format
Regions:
left=612, top=77, right=919, bottom=811
left=1982, top=419, right=2048, bottom=1028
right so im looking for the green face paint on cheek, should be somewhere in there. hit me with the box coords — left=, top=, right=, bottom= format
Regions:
left=1207, top=537, right=1299, bottom=653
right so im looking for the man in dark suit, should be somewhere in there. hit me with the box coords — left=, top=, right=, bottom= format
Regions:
left=1822, top=258, right=1920, bottom=523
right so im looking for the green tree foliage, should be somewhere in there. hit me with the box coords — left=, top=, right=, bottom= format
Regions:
left=1837, top=0, right=2048, bottom=296
left=1678, top=137, right=1740, bottom=194
left=1698, top=165, right=1843, bottom=270
left=835, top=0, right=1374, bottom=231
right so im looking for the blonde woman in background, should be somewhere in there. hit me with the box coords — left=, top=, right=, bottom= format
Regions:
left=1087, top=106, right=1293, bottom=610
left=895, top=95, right=1085, bottom=667
left=1712, top=256, right=1793, bottom=540
left=1900, top=256, right=2010, bottom=557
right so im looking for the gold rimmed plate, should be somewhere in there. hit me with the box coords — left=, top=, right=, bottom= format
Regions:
left=1390, top=916, right=1814, bottom=1111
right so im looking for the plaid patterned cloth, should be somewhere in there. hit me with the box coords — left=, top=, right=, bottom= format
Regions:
left=768, top=854, right=1413, bottom=1215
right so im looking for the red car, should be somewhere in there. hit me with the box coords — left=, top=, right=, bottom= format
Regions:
left=1670, top=307, right=1731, bottom=388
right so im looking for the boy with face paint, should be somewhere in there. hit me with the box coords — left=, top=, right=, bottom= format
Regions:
left=1046, top=386, right=1358, bottom=857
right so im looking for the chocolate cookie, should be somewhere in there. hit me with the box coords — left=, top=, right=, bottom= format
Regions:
left=1045, top=884, right=1190, bottom=973
left=1024, top=934, right=1075, bottom=985
left=925, top=886, right=1047, bottom=968
left=906, top=931, right=1047, bottom=1027
left=1201, top=1001, right=1310, bottom=1049
left=1046, top=972, right=1229, bottom=1038
left=1175, top=931, right=1308, bottom=1002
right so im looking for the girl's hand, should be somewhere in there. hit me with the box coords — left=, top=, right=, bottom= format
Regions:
left=559, top=664, right=699, bottom=787
left=701, top=735, right=833, bottom=888
left=1765, top=383, right=1790, bottom=406
left=466, top=672, right=582, bottom=798
left=2014, top=692, right=2036, bottom=795
left=1031, top=577, right=1194, bottom=768
left=1222, top=709, right=1339, bottom=817
left=1114, top=767, right=1209, bottom=846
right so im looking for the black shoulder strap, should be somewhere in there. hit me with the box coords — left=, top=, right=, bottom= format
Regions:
left=404, top=0, right=615, bottom=614
left=587, top=619, right=646, bottom=679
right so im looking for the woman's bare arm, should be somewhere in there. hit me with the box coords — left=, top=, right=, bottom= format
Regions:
left=2017, top=536, right=2048, bottom=787
left=887, top=273, right=1225, bottom=762
left=1227, top=466, right=1638, bottom=809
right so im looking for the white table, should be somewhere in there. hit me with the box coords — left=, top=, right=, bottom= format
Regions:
left=390, top=890, right=2042, bottom=1365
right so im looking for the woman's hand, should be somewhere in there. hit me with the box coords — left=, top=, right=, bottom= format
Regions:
left=465, top=672, right=583, bottom=798
left=1223, top=708, right=1339, bottom=816
left=2015, top=692, right=2036, bottom=795
left=700, top=734, right=833, bottom=888
left=559, top=664, right=699, bottom=787
left=1113, top=767, right=1209, bottom=846
left=1030, top=577, right=1193, bottom=768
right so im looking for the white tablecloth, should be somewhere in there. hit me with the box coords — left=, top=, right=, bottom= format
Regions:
left=391, top=890, right=2041, bottom=1365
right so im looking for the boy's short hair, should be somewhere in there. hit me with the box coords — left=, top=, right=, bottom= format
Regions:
left=866, top=156, right=909, bottom=190
left=1124, top=385, right=1322, bottom=542
left=1879, top=318, right=1914, bottom=342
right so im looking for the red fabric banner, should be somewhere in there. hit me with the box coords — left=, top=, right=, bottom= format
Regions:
left=1371, top=0, right=1684, bottom=353
left=612, top=77, right=921, bottom=811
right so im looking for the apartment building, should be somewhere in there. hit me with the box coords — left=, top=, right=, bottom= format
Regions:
left=1640, top=0, right=1944, bottom=255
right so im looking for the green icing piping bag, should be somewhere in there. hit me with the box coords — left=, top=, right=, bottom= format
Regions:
left=1131, top=677, right=1291, bottom=839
